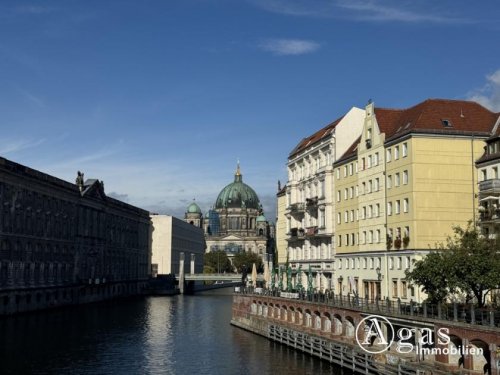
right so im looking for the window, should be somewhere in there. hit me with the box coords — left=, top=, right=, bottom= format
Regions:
left=375, top=203, right=380, bottom=217
left=389, top=257, right=394, bottom=269
left=395, top=173, right=400, bottom=187
left=494, top=167, right=498, bottom=179
left=395, top=200, right=401, bottom=214
left=344, top=211, right=348, bottom=223
left=362, top=207, right=366, bottom=219
left=376, top=229, right=381, bottom=243
left=368, top=180, right=372, bottom=193
left=344, top=188, right=348, bottom=200
left=338, top=235, right=342, bottom=247
left=374, top=152, right=379, bottom=166
left=368, top=230, right=373, bottom=244
left=374, top=178, right=380, bottom=191
left=482, top=169, right=487, bottom=181
left=350, top=210, right=354, bottom=222
left=351, top=233, right=355, bottom=245
left=394, top=146, right=400, bottom=160
left=349, top=187, right=354, bottom=199
left=362, top=231, right=366, bottom=244
left=397, top=257, right=402, bottom=270
left=356, top=209, right=359, bottom=221
left=401, top=281, right=408, bottom=298
left=404, top=226, right=410, bottom=237
left=337, top=213, right=341, bottom=224
left=403, top=198, right=409, bottom=213
left=402, top=142, right=408, bottom=157
left=336, top=168, right=340, bottom=179
left=386, top=148, right=392, bottom=162
left=355, top=161, right=358, bottom=173
left=367, top=205, right=372, bottom=219
left=403, top=170, right=408, bottom=185
left=363, top=258, right=367, bottom=269
left=387, top=202, right=393, bottom=216
left=344, top=166, right=348, bottom=177
left=362, top=157, right=366, bottom=170
left=337, top=190, right=341, bottom=202
left=345, top=234, right=349, bottom=246
left=346, top=259, right=349, bottom=269
left=367, top=155, right=372, bottom=168
left=362, top=182, right=366, bottom=194
left=355, top=186, right=359, bottom=197
left=349, top=163, right=353, bottom=175
left=387, top=175, right=392, bottom=189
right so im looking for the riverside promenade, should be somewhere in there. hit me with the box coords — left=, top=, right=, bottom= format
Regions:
left=231, top=289, right=500, bottom=375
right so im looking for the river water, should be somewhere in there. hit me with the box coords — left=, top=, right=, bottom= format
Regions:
left=0, top=290, right=351, bottom=375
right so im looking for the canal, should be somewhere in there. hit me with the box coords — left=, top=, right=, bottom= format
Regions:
left=0, top=290, right=351, bottom=374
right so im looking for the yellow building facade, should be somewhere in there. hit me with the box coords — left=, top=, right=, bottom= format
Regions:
left=275, top=184, right=288, bottom=266
left=282, top=98, right=499, bottom=302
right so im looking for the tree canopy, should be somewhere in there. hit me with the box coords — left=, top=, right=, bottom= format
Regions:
left=232, top=251, right=263, bottom=274
left=203, top=250, right=232, bottom=273
left=405, top=223, right=500, bottom=307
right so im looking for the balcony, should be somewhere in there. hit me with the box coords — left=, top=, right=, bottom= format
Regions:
left=479, top=208, right=500, bottom=222
left=479, top=179, right=500, bottom=193
left=287, top=227, right=305, bottom=242
left=306, top=196, right=318, bottom=210
left=305, top=226, right=319, bottom=237
left=288, top=202, right=305, bottom=215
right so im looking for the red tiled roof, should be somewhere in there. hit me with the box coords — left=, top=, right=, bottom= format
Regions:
left=382, top=99, right=499, bottom=142
left=289, top=115, right=344, bottom=158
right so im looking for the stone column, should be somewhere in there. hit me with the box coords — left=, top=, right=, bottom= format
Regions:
left=190, top=254, right=195, bottom=274
left=179, top=252, right=185, bottom=294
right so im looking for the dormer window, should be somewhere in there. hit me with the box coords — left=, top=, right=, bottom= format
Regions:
left=441, top=119, right=452, bottom=127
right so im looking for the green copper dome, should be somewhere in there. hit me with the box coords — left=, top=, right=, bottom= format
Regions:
left=215, top=165, right=261, bottom=210
left=256, top=215, right=267, bottom=222
left=187, top=201, right=202, bottom=214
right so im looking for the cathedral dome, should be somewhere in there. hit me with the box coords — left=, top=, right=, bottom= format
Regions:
left=215, top=164, right=261, bottom=210
left=186, top=201, right=202, bottom=214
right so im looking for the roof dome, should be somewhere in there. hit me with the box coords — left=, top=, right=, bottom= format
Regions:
left=215, top=164, right=261, bottom=210
left=256, top=215, right=267, bottom=222
left=186, top=201, right=202, bottom=214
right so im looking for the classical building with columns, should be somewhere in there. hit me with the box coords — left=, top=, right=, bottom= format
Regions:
left=201, top=164, right=273, bottom=264
left=0, top=156, right=151, bottom=315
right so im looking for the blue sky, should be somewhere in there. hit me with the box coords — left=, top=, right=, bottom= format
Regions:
left=1, top=0, right=499, bottom=220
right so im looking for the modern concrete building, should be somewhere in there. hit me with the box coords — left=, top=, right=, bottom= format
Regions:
left=0, top=156, right=151, bottom=315
left=151, top=214, right=205, bottom=276
left=285, top=106, right=365, bottom=292
left=333, top=99, right=499, bottom=302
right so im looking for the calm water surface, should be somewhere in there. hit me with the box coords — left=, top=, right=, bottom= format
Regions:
left=0, top=290, right=351, bottom=375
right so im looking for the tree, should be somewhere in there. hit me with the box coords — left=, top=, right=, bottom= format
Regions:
left=203, top=250, right=232, bottom=273
left=406, top=223, right=500, bottom=307
left=405, top=251, right=453, bottom=304
left=232, top=251, right=263, bottom=273
left=442, top=224, right=500, bottom=307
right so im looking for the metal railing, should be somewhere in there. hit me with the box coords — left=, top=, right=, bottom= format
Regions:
left=236, top=288, right=500, bottom=328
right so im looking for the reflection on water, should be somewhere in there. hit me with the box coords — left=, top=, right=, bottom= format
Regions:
left=0, top=290, right=350, bottom=374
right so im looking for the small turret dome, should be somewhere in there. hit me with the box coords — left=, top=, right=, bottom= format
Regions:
left=256, top=215, right=267, bottom=223
left=187, top=202, right=202, bottom=214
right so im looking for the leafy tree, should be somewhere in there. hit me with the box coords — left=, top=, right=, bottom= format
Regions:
left=203, top=250, right=232, bottom=273
left=405, top=251, right=453, bottom=304
left=442, top=224, right=500, bottom=307
left=406, top=223, right=500, bottom=307
left=232, top=251, right=263, bottom=273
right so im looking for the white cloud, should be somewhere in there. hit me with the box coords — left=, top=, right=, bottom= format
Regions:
left=259, top=39, right=321, bottom=56
left=0, top=138, right=45, bottom=155
left=249, top=0, right=469, bottom=24
left=468, top=69, right=500, bottom=112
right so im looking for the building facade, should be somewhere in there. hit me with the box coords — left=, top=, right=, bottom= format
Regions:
left=0, top=156, right=151, bottom=315
left=203, top=164, right=272, bottom=263
left=281, top=99, right=499, bottom=302
left=151, top=214, right=205, bottom=276
left=275, top=183, right=287, bottom=266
